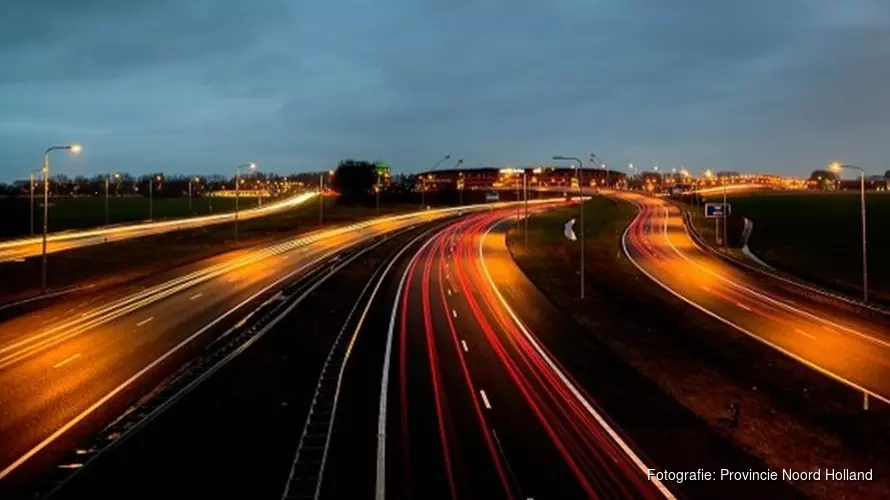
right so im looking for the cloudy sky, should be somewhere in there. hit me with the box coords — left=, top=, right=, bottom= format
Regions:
left=1, top=0, right=889, bottom=181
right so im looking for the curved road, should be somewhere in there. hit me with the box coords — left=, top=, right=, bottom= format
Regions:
left=611, top=191, right=890, bottom=404
left=0, top=202, right=534, bottom=491
left=376, top=208, right=672, bottom=499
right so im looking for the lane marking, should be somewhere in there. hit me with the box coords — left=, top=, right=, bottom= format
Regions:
left=136, top=317, right=154, bottom=327
left=447, top=289, right=452, bottom=296
left=53, top=353, right=81, bottom=369
left=700, top=285, right=711, bottom=292
left=616, top=196, right=890, bottom=407
left=482, top=217, right=676, bottom=499
left=795, top=329, right=817, bottom=340
left=452, top=309, right=458, bottom=319
left=736, top=302, right=752, bottom=312
left=461, top=340, right=469, bottom=352
left=480, top=390, right=492, bottom=409
left=189, top=293, right=203, bottom=301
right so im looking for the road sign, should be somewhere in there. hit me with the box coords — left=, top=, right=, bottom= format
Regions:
left=704, top=203, right=731, bottom=218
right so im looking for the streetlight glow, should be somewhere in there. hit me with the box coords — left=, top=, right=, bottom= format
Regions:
left=68, top=143, right=83, bottom=154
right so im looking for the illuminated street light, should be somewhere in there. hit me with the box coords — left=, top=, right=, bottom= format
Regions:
left=41, top=143, right=82, bottom=291
left=234, top=162, right=257, bottom=241
left=552, top=155, right=586, bottom=299
left=422, top=154, right=451, bottom=210
left=188, top=176, right=200, bottom=213
left=829, top=161, right=869, bottom=306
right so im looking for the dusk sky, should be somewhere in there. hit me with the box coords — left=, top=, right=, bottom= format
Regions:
left=1, top=1, right=889, bottom=181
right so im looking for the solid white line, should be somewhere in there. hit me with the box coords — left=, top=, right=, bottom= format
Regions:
left=795, top=329, right=817, bottom=340
left=136, top=317, right=154, bottom=326
left=0, top=247, right=342, bottom=481
left=480, top=390, right=492, bottom=409
left=617, top=197, right=890, bottom=406
left=376, top=228, right=445, bottom=500
left=660, top=204, right=890, bottom=350
left=479, top=218, right=676, bottom=499
left=189, top=293, right=203, bottom=300
left=53, top=353, right=81, bottom=369
left=461, top=340, right=469, bottom=352
left=452, top=309, right=458, bottom=319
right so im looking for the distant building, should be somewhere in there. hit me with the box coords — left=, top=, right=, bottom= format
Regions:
left=375, top=161, right=392, bottom=186
left=415, top=166, right=625, bottom=192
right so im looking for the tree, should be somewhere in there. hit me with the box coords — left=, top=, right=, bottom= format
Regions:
left=332, top=159, right=378, bottom=204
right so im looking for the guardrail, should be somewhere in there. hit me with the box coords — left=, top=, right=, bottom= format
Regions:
left=675, top=201, right=890, bottom=318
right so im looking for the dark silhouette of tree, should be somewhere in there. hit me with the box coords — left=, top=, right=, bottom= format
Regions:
left=332, top=160, right=378, bottom=204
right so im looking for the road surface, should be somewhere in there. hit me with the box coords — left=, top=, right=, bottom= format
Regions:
left=0, top=192, right=317, bottom=262
left=612, top=191, right=890, bottom=404
left=0, top=202, right=531, bottom=493
left=364, top=208, right=672, bottom=499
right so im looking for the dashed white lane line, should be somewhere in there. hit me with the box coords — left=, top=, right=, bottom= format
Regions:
left=736, top=302, right=752, bottom=312
left=700, top=285, right=711, bottom=292
left=451, top=309, right=458, bottom=319
left=795, top=329, right=817, bottom=340
left=189, top=293, right=203, bottom=300
left=447, top=289, right=452, bottom=296
left=137, top=316, right=154, bottom=327
left=53, top=353, right=81, bottom=369
left=480, top=390, right=492, bottom=410
left=461, top=340, right=469, bottom=352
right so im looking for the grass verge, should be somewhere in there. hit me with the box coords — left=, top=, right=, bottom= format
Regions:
left=508, top=195, right=890, bottom=500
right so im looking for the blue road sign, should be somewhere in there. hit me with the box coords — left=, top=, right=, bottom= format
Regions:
left=705, top=203, right=730, bottom=218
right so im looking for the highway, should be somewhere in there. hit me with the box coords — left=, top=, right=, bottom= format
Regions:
left=0, top=192, right=317, bottom=262
left=366, top=208, right=671, bottom=499
left=611, top=191, right=890, bottom=404
left=33, top=201, right=796, bottom=500
left=0, top=202, right=527, bottom=493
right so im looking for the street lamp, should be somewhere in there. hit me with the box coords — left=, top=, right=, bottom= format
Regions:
left=590, top=153, right=607, bottom=188
left=41, top=143, right=82, bottom=291
left=235, top=162, right=257, bottom=241
left=320, top=169, right=334, bottom=224
left=148, top=175, right=162, bottom=220
left=454, top=158, right=465, bottom=206
left=29, top=168, right=41, bottom=236
left=829, top=162, right=868, bottom=303
left=188, top=176, right=199, bottom=213
left=553, top=155, right=586, bottom=299
left=422, top=154, right=451, bottom=209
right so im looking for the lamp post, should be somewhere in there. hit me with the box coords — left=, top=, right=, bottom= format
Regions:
left=29, top=169, right=40, bottom=236
left=829, top=162, right=868, bottom=303
left=41, top=143, right=82, bottom=292
left=422, top=154, right=451, bottom=210
left=104, top=174, right=110, bottom=225
left=148, top=174, right=162, bottom=220
left=188, top=177, right=196, bottom=214
left=235, top=162, right=257, bottom=241
left=524, top=168, right=529, bottom=247
left=320, top=169, right=333, bottom=225
left=454, top=158, right=464, bottom=206
left=553, top=155, right=585, bottom=299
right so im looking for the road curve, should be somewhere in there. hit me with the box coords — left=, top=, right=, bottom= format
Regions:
left=0, top=201, right=550, bottom=491
left=376, top=208, right=672, bottom=499
left=611, top=191, right=890, bottom=404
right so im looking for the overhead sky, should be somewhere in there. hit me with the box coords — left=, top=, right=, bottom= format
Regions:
left=1, top=0, right=889, bottom=181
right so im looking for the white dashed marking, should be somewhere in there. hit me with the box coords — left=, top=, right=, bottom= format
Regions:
left=480, top=390, right=492, bottom=410
left=137, top=317, right=154, bottom=327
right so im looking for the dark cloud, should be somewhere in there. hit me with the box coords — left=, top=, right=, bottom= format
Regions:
left=1, top=0, right=889, bottom=180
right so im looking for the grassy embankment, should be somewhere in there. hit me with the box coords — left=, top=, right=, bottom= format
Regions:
left=688, top=190, right=890, bottom=303
left=507, top=195, right=890, bottom=500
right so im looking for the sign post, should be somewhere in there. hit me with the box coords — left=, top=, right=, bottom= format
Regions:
left=704, top=203, right=731, bottom=246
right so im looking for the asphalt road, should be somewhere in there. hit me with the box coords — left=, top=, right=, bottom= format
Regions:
left=370, top=209, right=671, bottom=499
left=36, top=203, right=799, bottom=500
left=612, top=191, right=890, bottom=405
left=0, top=192, right=316, bottom=262
left=0, top=205, right=502, bottom=495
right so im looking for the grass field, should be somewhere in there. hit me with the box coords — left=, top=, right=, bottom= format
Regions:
left=0, top=196, right=264, bottom=239
left=692, top=190, right=890, bottom=303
